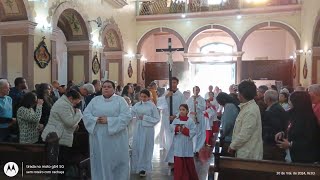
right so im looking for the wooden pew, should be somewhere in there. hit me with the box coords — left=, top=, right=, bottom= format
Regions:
left=0, top=142, right=46, bottom=164
left=0, top=142, right=47, bottom=179
left=0, top=131, right=89, bottom=179
left=209, top=145, right=320, bottom=180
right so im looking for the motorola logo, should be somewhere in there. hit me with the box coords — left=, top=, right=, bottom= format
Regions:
left=3, top=162, right=19, bottom=177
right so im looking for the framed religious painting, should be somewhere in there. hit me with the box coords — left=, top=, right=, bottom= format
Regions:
left=34, top=36, right=51, bottom=68
left=128, top=61, right=133, bottom=78
left=141, top=65, right=145, bottom=80
left=303, top=58, right=308, bottom=79
left=92, top=53, right=100, bottom=75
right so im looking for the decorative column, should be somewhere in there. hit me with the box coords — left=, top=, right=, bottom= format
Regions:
left=311, top=47, right=320, bottom=84
left=50, top=27, right=61, bottom=82
left=65, top=40, right=93, bottom=83
left=236, top=52, right=244, bottom=84
left=295, top=53, right=301, bottom=86
left=136, top=54, right=143, bottom=85
left=137, top=54, right=142, bottom=85
left=0, top=20, right=36, bottom=88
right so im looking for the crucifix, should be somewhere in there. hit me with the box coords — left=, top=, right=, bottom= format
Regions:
left=156, top=38, right=184, bottom=122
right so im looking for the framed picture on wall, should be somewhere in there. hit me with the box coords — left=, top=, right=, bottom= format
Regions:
left=293, top=63, right=296, bottom=79
left=303, top=58, right=308, bottom=79
left=92, top=53, right=100, bottom=75
left=128, top=61, right=133, bottom=78
left=142, top=65, right=145, bottom=80
left=34, top=36, right=51, bottom=69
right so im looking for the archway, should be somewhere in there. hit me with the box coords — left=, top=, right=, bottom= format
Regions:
left=240, top=21, right=300, bottom=87
left=312, top=15, right=320, bottom=84
left=51, top=4, right=91, bottom=85
left=239, top=22, right=300, bottom=50
left=185, top=25, right=240, bottom=93
left=0, top=0, right=34, bottom=87
left=137, top=28, right=186, bottom=86
left=186, top=25, right=240, bottom=52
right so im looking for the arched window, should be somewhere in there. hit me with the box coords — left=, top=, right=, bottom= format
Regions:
left=200, top=43, right=233, bottom=61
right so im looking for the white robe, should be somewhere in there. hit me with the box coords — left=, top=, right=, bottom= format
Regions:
left=186, top=95, right=206, bottom=153
left=156, top=98, right=167, bottom=149
left=158, top=90, right=185, bottom=163
left=127, top=107, right=135, bottom=147
left=83, top=94, right=132, bottom=180
left=131, top=101, right=160, bottom=173
left=171, top=117, right=197, bottom=157
left=204, top=106, right=217, bottom=130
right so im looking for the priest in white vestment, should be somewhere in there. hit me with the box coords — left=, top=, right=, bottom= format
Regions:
left=83, top=80, right=132, bottom=180
left=131, top=89, right=160, bottom=177
left=187, top=86, right=206, bottom=154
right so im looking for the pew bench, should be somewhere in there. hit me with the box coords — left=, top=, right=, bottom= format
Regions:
left=0, top=142, right=46, bottom=164
left=0, top=131, right=90, bottom=179
left=209, top=150, right=320, bottom=180
left=0, top=142, right=47, bottom=179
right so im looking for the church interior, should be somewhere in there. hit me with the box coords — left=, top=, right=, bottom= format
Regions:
left=1, top=0, right=320, bottom=179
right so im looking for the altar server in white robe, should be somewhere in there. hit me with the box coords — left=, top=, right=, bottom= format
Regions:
left=171, top=104, right=198, bottom=180
left=204, top=92, right=217, bottom=147
left=131, top=89, right=160, bottom=177
left=158, top=77, right=185, bottom=166
left=157, top=97, right=168, bottom=149
left=83, top=80, right=132, bottom=180
left=187, top=86, right=206, bottom=155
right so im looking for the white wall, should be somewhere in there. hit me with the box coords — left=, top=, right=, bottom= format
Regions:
left=7, top=42, right=23, bottom=85
left=242, top=29, right=296, bottom=60
left=300, top=0, right=320, bottom=86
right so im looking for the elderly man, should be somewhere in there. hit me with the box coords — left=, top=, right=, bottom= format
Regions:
left=262, top=90, right=288, bottom=161
left=308, top=84, right=320, bottom=126
left=255, top=85, right=268, bottom=119
left=51, top=80, right=61, bottom=99
left=228, top=79, right=263, bottom=160
left=0, top=79, right=15, bottom=142
left=71, top=83, right=95, bottom=112
left=85, top=80, right=101, bottom=105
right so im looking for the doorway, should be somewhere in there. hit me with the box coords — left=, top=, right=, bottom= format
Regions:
left=189, top=62, right=236, bottom=96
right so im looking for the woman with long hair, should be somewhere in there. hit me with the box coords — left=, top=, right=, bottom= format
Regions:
left=275, top=91, right=320, bottom=163
left=36, top=83, right=54, bottom=127
left=216, top=92, right=239, bottom=155
left=122, top=85, right=136, bottom=105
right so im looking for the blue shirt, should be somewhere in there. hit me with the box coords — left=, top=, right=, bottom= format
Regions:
left=0, top=96, right=13, bottom=128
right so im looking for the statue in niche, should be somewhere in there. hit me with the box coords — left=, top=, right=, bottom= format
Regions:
left=34, top=36, right=51, bottom=69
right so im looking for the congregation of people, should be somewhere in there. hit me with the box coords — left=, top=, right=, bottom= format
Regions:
left=0, top=76, right=320, bottom=180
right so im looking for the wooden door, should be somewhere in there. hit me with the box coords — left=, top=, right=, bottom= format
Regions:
left=145, top=62, right=186, bottom=86
left=241, top=60, right=293, bottom=87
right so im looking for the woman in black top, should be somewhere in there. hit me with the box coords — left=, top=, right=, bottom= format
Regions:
left=36, top=83, right=54, bottom=127
left=276, top=91, right=320, bottom=163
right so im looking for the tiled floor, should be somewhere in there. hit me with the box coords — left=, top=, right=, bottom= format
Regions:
left=130, top=144, right=214, bottom=180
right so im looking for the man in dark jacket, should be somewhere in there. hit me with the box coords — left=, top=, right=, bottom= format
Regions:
left=262, top=90, right=288, bottom=161
left=255, top=85, right=268, bottom=120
